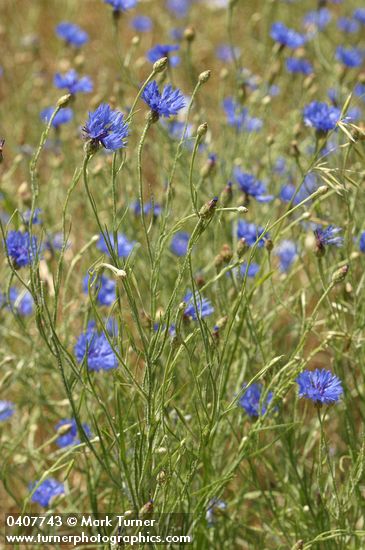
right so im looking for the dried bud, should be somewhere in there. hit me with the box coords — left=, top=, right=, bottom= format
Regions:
left=139, top=500, right=154, bottom=516
left=195, top=275, right=205, bottom=288
left=265, top=238, right=274, bottom=252
left=157, top=470, right=167, bottom=484
left=332, top=264, right=349, bottom=285
left=199, top=70, right=211, bottom=84
left=237, top=238, right=249, bottom=258
left=153, top=57, right=168, bottom=74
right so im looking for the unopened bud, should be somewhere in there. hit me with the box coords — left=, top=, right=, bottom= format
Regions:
left=312, top=185, right=329, bottom=198
left=220, top=182, right=233, bottom=206
left=197, top=123, right=208, bottom=138
left=57, top=93, right=72, bottom=107
left=237, top=238, right=249, bottom=258
left=184, top=27, right=195, bottom=42
left=332, top=264, right=349, bottom=285
left=153, top=57, right=168, bottom=74
left=199, top=196, right=218, bottom=219
left=265, top=238, right=274, bottom=252
left=199, top=70, right=211, bottom=84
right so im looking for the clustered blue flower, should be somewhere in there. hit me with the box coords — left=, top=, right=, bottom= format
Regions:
left=55, top=418, right=92, bottom=448
left=0, top=287, right=34, bottom=316
left=359, top=231, right=365, bottom=253
left=30, top=478, right=65, bottom=508
left=275, top=240, right=298, bottom=272
left=237, top=220, right=268, bottom=247
left=286, top=57, right=313, bottom=75
left=303, top=101, right=340, bottom=132
left=97, top=232, right=135, bottom=257
left=296, top=369, right=343, bottom=404
left=170, top=232, right=190, bottom=256
left=354, top=8, right=365, bottom=24
left=0, top=400, right=15, bottom=421
left=270, top=22, right=306, bottom=49
left=41, top=107, right=74, bottom=128
left=147, top=44, right=180, bottom=66
left=83, top=273, right=116, bottom=306
left=104, top=0, right=137, bottom=12
left=83, top=104, right=129, bottom=151
left=336, top=46, right=364, bottom=68
left=142, top=81, right=185, bottom=118
left=74, top=324, right=118, bottom=371
left=5, top=231, right=38, bottom=268
left=131, top=15, right=152, bottom=32
left=240, top=262, right=260, bottom=278
left=239, top=383, right=274, bottom=417
left=56, top=22, right=89, bottom=47
left=54, top=69, right=93, bottom=95
left=223, top=98, right=263, bottom=132
left=167, top=0, right=192, bottom=18
left=314, top=225, right=343, bottom=248
left=337, top=17, right=360, bottom=34
left=303, top=8, right=331, bottom=31
left=234, top=167, right=273, bottom=203
left=279, top=173, right=318, bottom=205
left=183, top=291, right=214, bottom=320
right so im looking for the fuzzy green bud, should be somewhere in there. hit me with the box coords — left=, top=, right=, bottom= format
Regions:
left=153, top=57, right=168, bottom=74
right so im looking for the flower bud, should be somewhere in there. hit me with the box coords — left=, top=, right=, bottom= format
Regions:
left=57, top=93, right=72, bottom=107
left=237, top=238, right=249, bottom=258
left=199, top=196, right=218, bottom=219
left=265, top=238, right=274, bottom=252
left=153, top=57, right=168, bottom=74
left=199, top=70, right=211, bottom=84
left=332, top=264, right=349, bottom=285
left=184, top=27, right=195, bottom=42
left=197, top=122, right=208, bottom=139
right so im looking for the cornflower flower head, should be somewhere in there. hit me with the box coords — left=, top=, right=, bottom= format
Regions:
left=74, top=324, right=118, bottom=371
left=237, top=220, right=268, bottom=247
left=147, top=44, right=180, bottom=66
left=97, top=232, right=135, bottom=257
left=170, top=231, right=190, bottom=256
left=359, top=231, right=365, bottom=253
left=354, top=83, right=365, bottom=101
left=303, top=8, right=332, bottom=32
left=270, top=22, right=306, bottom=49
left=303, top=101, right=341, bottom=132
left=142, top=81, right=185, bottom=119
left=131, top=15, right=152, bottom=32
left=104, top=0, right=137, bottom=12
left=206, top=498, right=227, bottom=527
left=183, top=291, right=214, bottom=321
left=279, top=173, right=317, bottom=205
left=132, top=200, right=162, bottom=217
left=40, top=107, right=73, bottom=128
left=275, top=240, right=298, bottom=272
left=286, top=57, right=313, bottom=75
left=223, top=98, right=262, bottom=132
left=22, top=208, right=42, bottom=226
left=0, top=288, right=34, bottom=316
left=354, top=8, right=365, bottom=24
left=216, top=44, right=241, bottom=63
left=239, top=262, right=260, bottom=278
left=337, top=17, right=360, bottom=34
left=5, top=230, right=38, bottom=268
left=336, top=46, right=364, bottom=68
left=83, top=104, right=129, bottom=152
left=83, top=274, right=116, bottom=306
left=167, top=0, right=192, bottom=18
left=54, top=69, right=93, bottom=95
left=0, top=400, right=15, bottom=421
left=56, top=22, right=89, bottom=47
left=234, top=168, right=273, bottom=203
left=314, top=225, right=343, bottom=254
left=239, top=383, right=274, bottom=417
left=55, top=418, right=92, bottom=448
left=30, top=478, right=65, bottom=508
left=296, top=369, right=343, bottom=405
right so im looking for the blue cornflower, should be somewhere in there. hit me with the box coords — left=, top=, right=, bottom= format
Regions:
left=30, top=479, right=65, bottom=508
left=216, top=44, right=241, bottom=63
left=353, top=8, right=365, bottom=24
left=40, top=107, right=73, bottom=128
left=314, top=225, right=343, bottom=249
left=274, top=157, right=287, bottom=174
left=170, top=232, right=189, bottom=256
left=104, top=0, right=137, bottom=12
left=56, top=22, right=89, bottom=47
left=279, top=173, right=317, bottom=205
left=239, top=262, right=260, bottom=278
left=83, top=274, right=116, bottom=306
left=131, top=15, right=152, bottom=32
left=354, top=83, right=365, bottom=100
left=147, top=44, right=180, bottom=66
left=296, top=369, right=343, bottom=404
left=54, top=69, right=93, bottom=95
left=239, top=383, right=274, bottom=417
left=234, top=168, right=273, bottom=203
left=161, top=119, right=193, bottom=141
left=0, top=401, right=15, bottom=421
left=303, top=101, right=341, bottom=132
left=183, top=291, right=214, bottom=321
left=74, top=325, right=118, bottom=371
left=223, top=98, right=262, bottom=132
left=83, top=104, right=129, bottom=151
left=167, top=0, right=192, bottom=18
left=336, top=46, right=364, bottom=68
left=142, top=81, right=185, bottom=118
left=55, top=418, right=92, bottom=448
left=97, top=232, right=135, bottom=257
left=237, top=220, right=268, bottom=247
left=359, top=231, right=365, bottom=253
left=303, top=8, right=332, bottom=31
left=270, top=22, right=306, bottom=49
left=5, top=231, right=38, bottom=268
left=275, top=240, right=298, bottom=272
left=1, top=288, right=34, bottom=316
left=286, top=57, right=313, bottom=75
left=337, top=17, right=360, bottom=34
left=22, top=208, right=42, bottom=225
left=132, top=200, right=162, bottom=217
left=45, top=232, right=69, bottom=252
left=206, top=498, right=227, bottom=527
